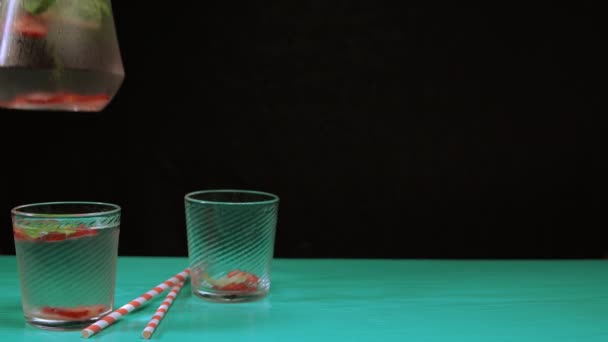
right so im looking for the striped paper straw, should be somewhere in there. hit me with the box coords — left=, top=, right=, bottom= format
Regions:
left=141, top=281, right=186, bottom=339
left=81, top=268, right=190, bottom=338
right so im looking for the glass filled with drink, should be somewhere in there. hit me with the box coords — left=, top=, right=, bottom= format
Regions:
left=11, top=201, right=121, bottom=330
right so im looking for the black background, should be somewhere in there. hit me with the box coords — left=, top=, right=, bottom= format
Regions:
left=0, top=4, right=603, bottom=258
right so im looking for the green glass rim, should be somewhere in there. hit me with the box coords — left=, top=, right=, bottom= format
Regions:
left=11, top=201, right=121, bottom=218
left=185, top=189, right=279, bottom=206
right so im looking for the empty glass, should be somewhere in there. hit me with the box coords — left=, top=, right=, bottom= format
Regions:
left=0, top=0, right=124, bottom=111
left=185, top=190, right=280, bottom=302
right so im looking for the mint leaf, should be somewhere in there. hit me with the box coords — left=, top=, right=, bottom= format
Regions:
left=21, top=0, right=56, bottom=15
left=22, top=0, right=111, bottom=28
left=18, top=226, right=44, bottom=239
left=96, top=0, right=111, bottom=17
left=60, top=0, right=102, bottom=24
left=53, top=0, right=112, bottom=28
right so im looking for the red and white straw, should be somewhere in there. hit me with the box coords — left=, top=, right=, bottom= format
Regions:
left=81, top=268, right=190, bottom=338
left=141, top=281, right=186, bottom=339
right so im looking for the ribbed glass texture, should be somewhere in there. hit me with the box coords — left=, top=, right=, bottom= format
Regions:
left=12, top=202, right=120, bottom=330
left=185, top=190, right=278, bottom=302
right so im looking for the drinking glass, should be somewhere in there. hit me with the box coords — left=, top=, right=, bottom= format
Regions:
left=185, top=190, right=279, bottom=302
left=12, top=201, right=121, bottom=329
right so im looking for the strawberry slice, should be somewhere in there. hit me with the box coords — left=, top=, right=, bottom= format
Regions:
left=42, top=231, right=70, bottom=242
left=227, top=270, right=259, bottom=284
left=9, top=92, right=65, bottom=110
left=211, top=269, right=260, bottom=292
left=227, top=270, right=244, bottom=278
left=13, top=229, right=31, bottom=241
left=61, top=93, right=110, bottom=111
left=8, top=92, right=110, bottom=111
left=13, top=227, right=98, bottom=242
left=213, top=283, right=256, bottom=292
left=246, top=273, right=259, bottom=284
left=12, top=14, right=48, bottom=38
left=39, top=304, right=108, bottom=320
left=15, top=92, right=65, bottom=105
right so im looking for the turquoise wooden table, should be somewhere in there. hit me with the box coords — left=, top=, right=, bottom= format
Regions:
left=1, top=256, right=607, bottom=341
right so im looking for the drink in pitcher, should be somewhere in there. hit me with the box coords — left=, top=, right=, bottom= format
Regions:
left=0, top=0, right=124, bottom=111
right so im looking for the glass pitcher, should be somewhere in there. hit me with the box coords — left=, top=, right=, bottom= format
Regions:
left=0, top=0, right=124, bottom=111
